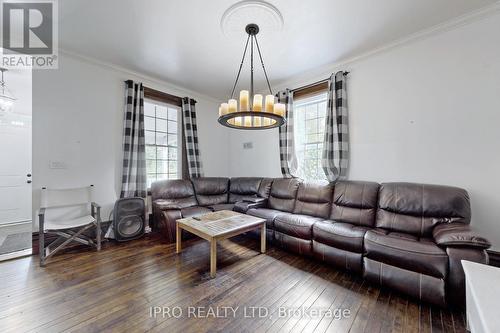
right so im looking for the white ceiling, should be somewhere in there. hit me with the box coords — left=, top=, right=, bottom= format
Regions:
left=59, top=0, right=497, bottom=99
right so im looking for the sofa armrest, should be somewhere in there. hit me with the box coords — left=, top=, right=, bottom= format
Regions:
left=151, top=206, right=181, bottom=243
left=234, top=199, right=267, bottom=214
left=433, top=223, right=490, bottom=249
left=152, top=199, right=183, bottom=210
left=446, top=247, right=489, bottom=306
left=242, top=196, right=267, bottom=204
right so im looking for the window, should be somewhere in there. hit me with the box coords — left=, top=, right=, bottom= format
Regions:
left=144, top=99, right=181, bottom=188
left=294, top=92, right=328, bottom=181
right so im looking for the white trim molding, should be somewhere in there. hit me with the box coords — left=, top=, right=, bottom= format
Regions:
left=271, top=1, right=500, bottom=92
left=58, top=49, right=220, bottom=104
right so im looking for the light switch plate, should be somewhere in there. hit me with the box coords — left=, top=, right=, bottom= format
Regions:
left=243, top=142, right=253, bottom=149
left=49, top=161, right=68, bottom=169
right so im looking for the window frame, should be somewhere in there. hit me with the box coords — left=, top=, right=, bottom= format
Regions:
left=293, top=88, right=328, bottom=181
left=144, top=98, right=182, bottom=189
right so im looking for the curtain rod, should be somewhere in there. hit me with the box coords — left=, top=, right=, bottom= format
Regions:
left=124, top=80, right=197, bottom=105
left=290, top=72, right=349, bottom=92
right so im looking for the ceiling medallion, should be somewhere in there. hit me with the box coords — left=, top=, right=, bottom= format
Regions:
left=218, top=23, right=285, bottom=130
left=220, top=0, right=284, bottom=36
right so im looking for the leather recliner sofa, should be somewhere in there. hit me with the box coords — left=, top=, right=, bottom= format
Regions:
left=151, top=177, right=490, bottom=307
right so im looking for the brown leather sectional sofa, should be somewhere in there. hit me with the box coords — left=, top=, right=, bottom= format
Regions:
left=151, top=177, right=491, bottom=307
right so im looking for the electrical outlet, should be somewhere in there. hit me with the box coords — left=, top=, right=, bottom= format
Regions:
left=243, top=142, right=253, bottom=149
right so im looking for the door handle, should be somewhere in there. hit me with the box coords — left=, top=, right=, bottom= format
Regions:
left=27, top=173, right=32, bottom=177
left=27, top=180, right=32, bottom=184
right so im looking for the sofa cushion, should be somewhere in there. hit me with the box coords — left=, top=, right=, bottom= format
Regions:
left=180, top=206, right=212, bottom=218
left=257, top=178, right=273, bottom=198
left=376, top=182, right=471, bottom=237
left=364, top=229, right=448, bottom=278
left=293, top=181, right=333, bottom=219
left=247, top=208, right=283, bottom=229
left=206, top=203, right=235, bottom=212
left=274, top=214, right=322, bottom=240
left=313, top=221, right=369, bottom=253
left=330, top=181, right=380, bottom=227
left=151, top=179, right=197, bottom=208
left=229, top=177, right=262, bottom=203
left=268, top=178, right=301, bottom=213
left=191, top=177, right=229, bottom=206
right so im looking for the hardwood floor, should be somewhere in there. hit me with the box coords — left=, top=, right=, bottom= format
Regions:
left=0, top=233, right=466, bottom=333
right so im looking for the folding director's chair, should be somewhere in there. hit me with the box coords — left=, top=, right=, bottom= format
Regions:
left=38, top=185, right=101, bottom=266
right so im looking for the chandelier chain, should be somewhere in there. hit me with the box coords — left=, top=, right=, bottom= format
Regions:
left=230, top=34, right=251, bottom=99
left=250, top=35, right=254, bottom=109
left=254, top=35, right=273, bottom=95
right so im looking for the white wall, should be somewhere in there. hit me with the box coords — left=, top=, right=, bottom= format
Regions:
left=229, top=12, right=500, bottom=250
left=32, top=53, right=230, bottom=226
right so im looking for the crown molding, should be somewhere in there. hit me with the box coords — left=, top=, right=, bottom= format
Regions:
left=58, top=48, right=220, bottom=104
left=272, top=1, right=500, bottom=91
left=58, top=2, right=500, bottom=101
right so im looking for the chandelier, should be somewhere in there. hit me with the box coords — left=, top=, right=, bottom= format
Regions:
left=218, top=24, right=285, bottom=130
left=0, top=68, right=16, bottom=113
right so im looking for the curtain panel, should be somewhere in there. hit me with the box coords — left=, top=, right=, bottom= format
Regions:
left=120, top=80, right=147, bottom=198
left=277, top=89, right=298, bottom=178
left=322, top=71, right=349, bottom=182
left=182, top=98, right=204, bottom=178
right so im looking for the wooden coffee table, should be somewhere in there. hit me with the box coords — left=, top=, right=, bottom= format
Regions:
left=176, top=210, right=266, bottom=278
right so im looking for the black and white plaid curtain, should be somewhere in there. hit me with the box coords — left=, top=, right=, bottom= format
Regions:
left=277, top=89, right=298, bottom=178
left=120, top=80, right=147, bottom=198
left=322, top=71, right=349, bottom=182
left=182, top=98, right=204, bottom=178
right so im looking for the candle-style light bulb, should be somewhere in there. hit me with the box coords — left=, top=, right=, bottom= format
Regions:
left=265, top=95, right=274, bottom=113
left=221, top=103, right=229, bottom=115
left=253, top=94, right=263, bottom=112
left=274, top=103, right=285, bottom=117
left=240, top=90, right=249, bottom=111
left=228, top=99, right=237, bottom=113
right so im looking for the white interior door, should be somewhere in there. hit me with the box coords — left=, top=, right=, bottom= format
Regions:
left=0, top=114, right=32, bottom=224
left=0, top=113, right=32, bottom=257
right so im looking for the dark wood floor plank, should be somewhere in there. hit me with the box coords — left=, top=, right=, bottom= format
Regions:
left=403, top=299, right=420, bottom=333
left=289, top=270, right=346, bottom=333
left=419, top=303, right=432, bottom=333
left=145, top=247, right=294, bottom=332
left=345, top=283, right=380, bottom=333
left=0, top=234, right=466, bottom=333
left=307, top=272, right=357, bottom=333
left=361, top=287, right=391, bottom=333
left=60, top=237, right=261, bottom=332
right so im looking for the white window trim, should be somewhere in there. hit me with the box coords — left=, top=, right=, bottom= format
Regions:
left=294, top=92, right=328, bottom=181
left=144, top=99, right=182, bottom=189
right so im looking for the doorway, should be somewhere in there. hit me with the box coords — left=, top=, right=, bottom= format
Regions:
left=0, top=68, right=32, bottom=261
